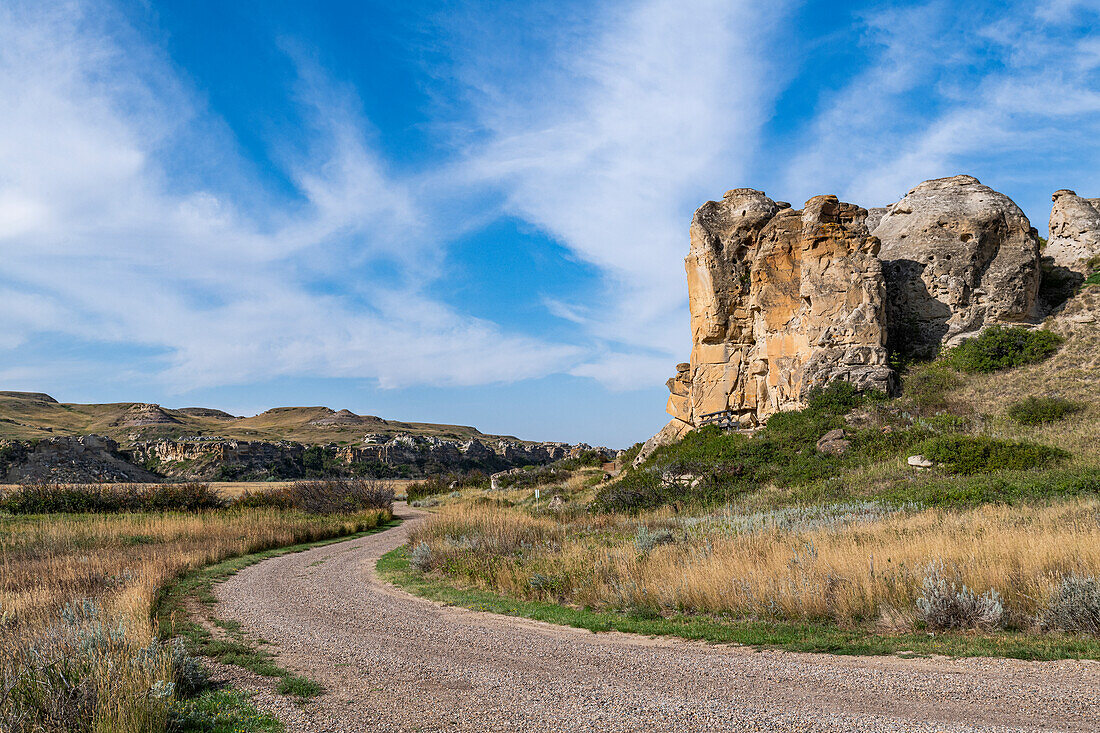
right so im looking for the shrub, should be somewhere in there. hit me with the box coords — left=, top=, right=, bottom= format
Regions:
left=902, top=360, right=963, bottom=412
left=1006, top=396, right=1084, bottom=425
left=591, top=383, right=903, bottom=513
left=617, top=442, right=644, bottom=467
left=1039, top=574, right=1100, bottom=633
left=407, top=472, right=490, bottom=501
left=496, top=465, right=574, bottom=490
left=918, top=435, right=1069, bottom=475
left=916, top=564, right=1004, bottom=630
left=634, top=525, right=674, bottom=553
left=1, top=482, right=225, bottom=514
left=946, top=326, right=1063, bottom=373
left=235, top=479, right=393, bottom=514
left=409, top=543, right=435, bottom=572
left=554, top=450, right=606, bottom=470
left=166, top=638, right=209, bottom=697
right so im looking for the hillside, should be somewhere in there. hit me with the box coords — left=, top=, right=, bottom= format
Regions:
left=0, top=392, right=506, bottom=447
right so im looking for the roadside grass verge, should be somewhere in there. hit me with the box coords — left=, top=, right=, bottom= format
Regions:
left=168, top=688, right=284, bottom=733
left=1, top=499, right=392, bottom=732
left=379, top=545, right=1100, bottom=661
left=156, top=518, right=401, bottom=699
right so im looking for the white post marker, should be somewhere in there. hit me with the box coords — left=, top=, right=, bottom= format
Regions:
left=535, top=488, right=540, bottom=511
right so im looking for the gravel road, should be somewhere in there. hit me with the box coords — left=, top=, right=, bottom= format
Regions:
left=216, top=505, right=1099, bottom=732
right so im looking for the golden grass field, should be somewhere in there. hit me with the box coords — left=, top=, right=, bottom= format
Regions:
left=0, top=503, right=391, bottom=732
left=0, top=479, right=418, bottom=499
left=409, top=498, right=1100, bottom=630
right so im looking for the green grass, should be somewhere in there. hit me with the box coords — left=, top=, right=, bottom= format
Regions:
left=1007, top=396, right=1085, bottom=426
left=379, top=546, right=1100, bottom=661
left=168, top=687, right=284, bottom=733
left=276, top=675, right=324, bottom=697
left=157, top=518, right=401, bottom=699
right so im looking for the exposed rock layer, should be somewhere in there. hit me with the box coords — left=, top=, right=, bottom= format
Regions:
left=0, top=436, right=160, bottom=483
left=1047, top=189, right=1100, bottom=273
left=0, top=434, right=616, bottom=483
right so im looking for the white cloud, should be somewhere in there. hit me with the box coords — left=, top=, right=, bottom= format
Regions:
left=0, top=0, right=581, bottom=393
left=455, top=0, right=791, bottom=381
left=784, top=1, right=1100, bottom=211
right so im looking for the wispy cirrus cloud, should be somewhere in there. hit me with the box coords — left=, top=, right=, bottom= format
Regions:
left=0, top=0, right=581, bottom=393
left=447, top=0, right=793, bottom=387
left=783, top=1, right=1100, bottom=213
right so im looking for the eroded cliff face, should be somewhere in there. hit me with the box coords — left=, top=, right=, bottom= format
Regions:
left=667, top=190, right=893, bottom=432
left=641, top=175, right=1048, bottom=466
left=1047, top=189, right=1100, bottom=274
left=872, top=175, right=1041, bottom=357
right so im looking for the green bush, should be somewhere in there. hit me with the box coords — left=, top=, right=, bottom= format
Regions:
left=1, top=482, right=225, bottom=514
left=918, top=435, right=1069, bottom=475
left=1006, top=396, right=1084, bottom=426
left=902, top=360, right=963, bottom=412
left=877, top=466, right=1100, bottom=507
left=591, top=383, right=903, bottom=513
left=406, top=472, right=489, bottom=501
left=234, top=478, right=393, bottom=514
left=946, top=326, right=1063, bottom=373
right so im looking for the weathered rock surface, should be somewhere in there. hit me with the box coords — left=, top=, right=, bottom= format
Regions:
left=0, top=435, right=160, bottom=483
left=646, top=175, right=1047, bottom=458
left=1047, top=189, right=1100, bottom=273
left=128, top=434, right=613, bottom=482
left=816, top=428, right=850, bottom=456
left=872, top=175, right=1040, bottom=357
left=666, top=189, right=893, bottom=431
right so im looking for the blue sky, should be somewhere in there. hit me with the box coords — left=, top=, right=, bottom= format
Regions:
left=2, top=0, right=1099, bottom=447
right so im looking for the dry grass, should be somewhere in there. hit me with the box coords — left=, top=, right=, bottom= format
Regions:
left=0, top=479, right=419, bottom=500
left=0, top=507, right=390, bottom=732
left=409, top=500, right=1100, bottom=631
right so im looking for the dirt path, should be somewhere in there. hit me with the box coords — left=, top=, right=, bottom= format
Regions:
left=216, top=505, right=1099, bottom=732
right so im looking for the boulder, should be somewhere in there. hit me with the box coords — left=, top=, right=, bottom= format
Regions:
left=668, top=190, right=893, bottom=431
left=908, top=454, right=934, bottom=469
left=816, top=428, right=850, bottom=456
left=1047, top=189, right=1100, bottom=274
left=872, top=175, right=1041, bottom=357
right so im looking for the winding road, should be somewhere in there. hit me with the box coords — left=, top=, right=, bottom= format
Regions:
left=215, top=505, right=1099, bottom=732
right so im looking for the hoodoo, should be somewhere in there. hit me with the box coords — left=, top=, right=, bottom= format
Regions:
left=642, top=175, right=1048, bottom=464
left=647, top=191, right=894, bottom=465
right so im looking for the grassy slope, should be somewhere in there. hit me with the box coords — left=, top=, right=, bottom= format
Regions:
left=0, top=392, right=516, bottom=447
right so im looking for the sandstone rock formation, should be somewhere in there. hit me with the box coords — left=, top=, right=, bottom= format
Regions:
left=667, top=189, right=893, bottom=431
left=646, top=175, right=1045, bottom=462
left=1047, top=189, right=1100, bottom=273
left=0, top=435, right=160, bottom=483
left=872, top=175, right=1040, bottom=357
left=123, top=434, right=615, bottom=481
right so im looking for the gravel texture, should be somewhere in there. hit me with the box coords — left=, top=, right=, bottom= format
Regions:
left=216, top=504, right=1100, bottom=732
